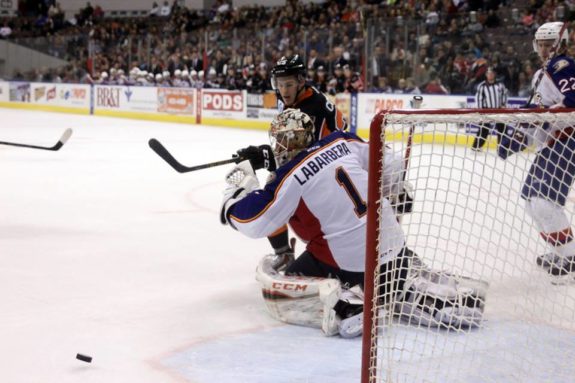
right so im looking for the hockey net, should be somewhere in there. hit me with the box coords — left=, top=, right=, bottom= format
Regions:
left=362, top=108, right=575, bottom=383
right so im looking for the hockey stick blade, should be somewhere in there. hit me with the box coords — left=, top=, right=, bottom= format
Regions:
left=148, top=138, right=241, bottom=173
left=0, top=128, right=73, bottom=151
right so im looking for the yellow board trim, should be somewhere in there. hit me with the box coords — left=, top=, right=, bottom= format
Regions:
left=94, top=109, right=198, bottom=124
left=200, top=117, right=270, bottom=130
left=357, top=127, right=497, bottom=149
left=0, top=102, right=90, bottom=115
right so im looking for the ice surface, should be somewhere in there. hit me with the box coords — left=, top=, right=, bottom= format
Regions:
left=1, top=108, right=574, bottom=383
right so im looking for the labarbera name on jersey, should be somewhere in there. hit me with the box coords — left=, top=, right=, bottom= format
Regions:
left=294, top=141, right=352, bottom=186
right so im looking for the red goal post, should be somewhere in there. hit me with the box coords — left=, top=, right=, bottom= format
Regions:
left=361, top=108, right=575, bottom=383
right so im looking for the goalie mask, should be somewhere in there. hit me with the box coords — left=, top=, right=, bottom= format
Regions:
left=533, top=21, right=568, bottom=59
left=269, top=109, right=315, bottom=167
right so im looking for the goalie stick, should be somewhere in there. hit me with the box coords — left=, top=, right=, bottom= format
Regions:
left=526, top=22, right=568, bottom=106
left=148, top=138, right=241, bottom=173
left=0, top=128, right=73, bottom=151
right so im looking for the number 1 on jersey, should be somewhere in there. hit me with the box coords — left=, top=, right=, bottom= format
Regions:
left=335, top=166, right=367, bottom=217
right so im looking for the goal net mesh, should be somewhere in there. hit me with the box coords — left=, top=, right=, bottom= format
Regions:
left=362, top=109, right=575, bottom=383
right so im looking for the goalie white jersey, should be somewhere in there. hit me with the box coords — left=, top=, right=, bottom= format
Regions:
left=227, top=131, right=405, bottom=272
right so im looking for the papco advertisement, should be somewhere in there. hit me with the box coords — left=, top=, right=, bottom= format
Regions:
left=356, top=94, right=469, bottom=131
left=58, top=85, right=89, bottom=107
left=95, top=85, right=157, bottom=113
left=201, top=89, right=246, bottom=119
left=158, top=88, right=196, bottom=115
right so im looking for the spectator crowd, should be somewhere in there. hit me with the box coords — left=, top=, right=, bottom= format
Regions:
left=1, top=0, right=574, bottom=97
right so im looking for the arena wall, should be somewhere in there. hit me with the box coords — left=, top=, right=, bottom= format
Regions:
left=0, top=80, right=527, bottom=143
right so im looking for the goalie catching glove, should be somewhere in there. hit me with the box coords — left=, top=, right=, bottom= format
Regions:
left=220, top=160, right=260, bottom=226
left=235, top=145, right=277, bottom=171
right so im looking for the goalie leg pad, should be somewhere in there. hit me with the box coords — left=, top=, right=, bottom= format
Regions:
left=380, top=249, right=488, bottom=303
left=256, top=254, right=342, bottom=333
left=394, top=267, right=485, bottom=329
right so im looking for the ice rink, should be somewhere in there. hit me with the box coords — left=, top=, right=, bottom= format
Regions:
left=1, top=108, right=575, bottom=383
left=0, top=108, right=363, bottom=383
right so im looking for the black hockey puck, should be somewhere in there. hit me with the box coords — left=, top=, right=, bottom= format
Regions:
left=76, top=353, right=92, bottom=363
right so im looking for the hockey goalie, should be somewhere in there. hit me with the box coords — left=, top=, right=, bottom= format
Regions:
left=220, top=109, right=486, bottom=337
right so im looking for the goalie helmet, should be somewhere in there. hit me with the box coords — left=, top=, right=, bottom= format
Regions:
left=269, top=109, right=315, bottom=167
left=533, top=21, right=568, bottom=57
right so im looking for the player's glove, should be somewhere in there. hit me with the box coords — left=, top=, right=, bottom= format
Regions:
left=497, top=127, right=529, bottom=160
left=235, top=145, right=276, bottom=171
left=271, top=238, right=296, bottom=272
left=220, top=160, right=260, bottom=226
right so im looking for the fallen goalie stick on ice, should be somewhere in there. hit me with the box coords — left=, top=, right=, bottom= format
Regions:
left=0, top=128, right=73, bottom=151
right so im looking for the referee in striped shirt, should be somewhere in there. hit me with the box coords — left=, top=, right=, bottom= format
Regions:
left=472, top=67, right=508, bottom=150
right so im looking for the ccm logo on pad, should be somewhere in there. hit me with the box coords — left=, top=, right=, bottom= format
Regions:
left=271, top=282, right=308, bottom=292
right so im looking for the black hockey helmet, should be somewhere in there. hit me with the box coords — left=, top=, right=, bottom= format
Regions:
left=271, top=55, right=306, bottom=91
left=271, top=55, right=306, bottom=79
